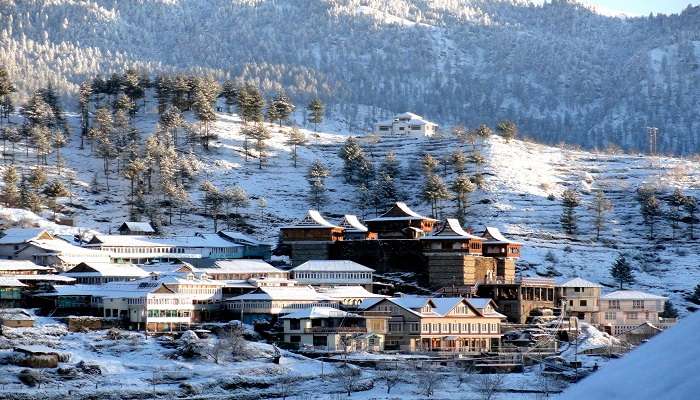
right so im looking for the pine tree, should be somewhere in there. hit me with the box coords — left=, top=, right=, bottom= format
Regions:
left=683, top=196, right=698, bottom=240
left=271, top=91, right=294, bottom=126
left=307, top=160, right=330, bottom=210
left=496, top=120, right=517, bottom=142
left=19, top=177, right=42, bottom=213
left=475, top=124, right=492, bottom=146
left=225, top=185, right=250, bottom=214
left=265, top=102, right=280, bottom=124
left=250, top=123, right=272, bottom=169
left=0, top=67, right=16, bottom=120
left=560, top=189, right=580, bottom=235
left=338, top=137, right=366, bottom=184
left=78, top=80, right=92, bottom=149
left=421, top=154, right=439, bottom=176
left=375, top=173, right=400, bottom=211
left=239, top=84, right=264, bottom=123
left=90, top=172, right=101, bottom=194
left=192, top=78, right=220, bottom=150
left=220, top=80, right=239, bottom=113
left=2, top=165, right=20, bottom=207
left=590, top=190, right=613, bottom=241
left=641, top=194, right=662, bottom=240
left=43, top=179, right=69, bottom=219
left=660, top=300, right=678, bottom=318
left=286, top=127, right=306, bottom=168
left=307, top=98, right=324, bottom=131
left=668, top=188, right=686, bottom=240
left=610, top=254, right=635, bottom=289
left=257, top=197, right=267, bottom=222
left=470, top=151, right=486, bottom=175
left=450, top=150, right=467, bottom=174
left=451, top=174, right=475, bottom=216
left=379, top=151, right=401, bottom=179
left=422, top=174, right=450, bottom=218
left=201, top=180, right=223, bottom=232
left=689, top=284, right=700, bottom=305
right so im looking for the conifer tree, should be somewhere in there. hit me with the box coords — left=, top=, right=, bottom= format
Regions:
left=421, top=154, right=439, bottom=176
left=496, top=120, right=517, bottom=142
left=0, top=66, right=16, bottom=121
left=450, top=150, right=467, bottom=174
left=684, top=196, right=698, bottom=240
left=560, top=189, right=581, bottom=235
left=668, top=188, right=686, bottom=240
left=307, top=98, right=324, bottom=131
left=250, top=123, right=272, bottom=169
left=610, top=254, right=635, bottom=289
left=307, top=160, right=330, bottom=210
left=475, top=124, right=492, bottom=146
left=220, top=80, right=239, bottom=113
left=226, top=185, right=250, bottom=214
left=338, top=137, right=366, bottom=184
left=422, top=174, right=450, bottom=218
left=375, top=173, right=400, bottom=211
left=2, top=165, right=20, bottom=207
left=271, top=91, right=294, bottom=126
left=286, top=127, right=306, bottom=168
left=43, top=179, right=69, bottom=218
left=451, top=174, right=475, bottom=216
left=19, top=177, right=42, bottom=212
left=239, top=84, right=264, bottom=123
left=78, top=80, right=92, bottom=149
left=590, top=189, right=613, bottom=241
left=689, top=284, right=700, bottom=305
left=640, top=194, right=662, bottom=240
left=660, top=301, right=678, bottom=318
left=379, top=151, right=401, bottom=179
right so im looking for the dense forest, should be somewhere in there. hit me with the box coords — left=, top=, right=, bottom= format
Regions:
left=0, top=0, right=699, bottom=153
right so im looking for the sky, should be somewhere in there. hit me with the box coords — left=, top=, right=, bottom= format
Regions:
left=584, top=1, right=697, bottom=16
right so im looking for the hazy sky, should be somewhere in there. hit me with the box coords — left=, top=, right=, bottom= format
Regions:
left=585, top=1, right=697, bottom=16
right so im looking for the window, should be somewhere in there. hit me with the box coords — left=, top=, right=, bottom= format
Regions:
left=574, top=287, right=581, bottom=293
left=313, top=336, right=327, bottom=347
left=628, top=312, right=638, bottom=320
left=609, top=300, right=620, bottom=309
left=289, top=320, right=300, bottom=330
left=290, top=335, right=301, bottom=343
left=633, top=300, right=644, bottom=309
left=579, top=300, right=588, bottom=307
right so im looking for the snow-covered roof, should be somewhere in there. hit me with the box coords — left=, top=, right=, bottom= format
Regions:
left=601, top=290, right=667, bottom=300
left=292, top=260, right=374, bottom=273
left=89, top=234, right=243, bottom=249
left=283, top=210, right=340, bottom=229
left=14, top=274, right=75, bottom=283
left=227, top=286, right=332, bottom=302
left=396, top=112, right=422, bottom=120
left=481, top=226, right=521, bottom=245
left=280, top=306, right=354, bottom=319
left=338, top=215, right=368, bottom=232
left=64, top=262, right=148, bottom=278
left=23, top=239, right=107, bottom=256
left=0, top=308, right=34, bottom=320
left=0, top=260, right=53, bottom=272
left=466, top=298, right=506, bottom=319
left=0, top=227, right=52, bottom=244
left=366, top=202, right=437, bottom=222
left=217, top=231, right=267, bottom=246
left=559, top=277, right=602, bottom=288
left=46, top=281, right=176, bottom=299
left=317, top=286, right=387, bottom=299
left=0, top=277, right=28, bottom=287
left=209, top=259, right=285, bottom=274
left=422, top=219, right=483, bottom=240
left=119, top=221, right=155, bottom=233
left=560, top=311, right=700, bottom=400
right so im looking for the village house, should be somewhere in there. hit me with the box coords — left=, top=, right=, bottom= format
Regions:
left=316, top=285, right=388, bottom=309
left=373, top=112, right=439, bottom=137
left=476, top=277, right=557, bottom=323
left=203, top=259, right=289, bottom=281
left=337, top=215, right=377, bottom=240
left=281, top=307, right=386, bottom=352
left=0, top=277, right=27, bottom=307
left=118, top=221, right=156, bottom=236
left=0, top=228, right=55, bottom=258
left=148, top=272, right=225, bottom=321
left=217, top=231, right=273, bottom=260
left=290, top=260, right=374, bottom=289
left=0, top=260, right=76, bottom=293
left=62, top=262, right=149, bottom=284
left=364, top=202, right=438, bottom=239
left=224, top=285, right=340, bottom=323
left=280, top=210, right=345, bottom=243
left=557, top=277, right=602, bottom=324
left=480, top=226, right=520, bottom=282
left=84, top=234, right=244, bottom=264
left=599, top=290, right=676, bottom=336
left=13, top=238, right=111, bottom=269
left=0, top=308, right=35, bottom=328
left=360, top=296, right=504, bottom=353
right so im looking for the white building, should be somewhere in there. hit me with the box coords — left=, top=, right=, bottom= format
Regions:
left=225, top=285, right=340, bottom=323
left=317, top=285, right=387, bottom=308
left=373, top=112, right=439, bottom=137
left=290, top=260, right=374, bottom=289
left=0, top=228, right=54, bottom=258
left=14, top=238, right=111, bottom=269
left=204, top=259, right=289, bottom=281
left=62, top=262, right=149, bottom=284
left=557, top=277, right=602, bottom=324
left=599, top=290, right=675, bottom=336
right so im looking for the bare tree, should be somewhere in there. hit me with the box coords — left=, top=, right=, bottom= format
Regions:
left=338, top=364, right=361, bottom=397
left=376, top=365, right=401, bottom=394
left=415, top=365, right=444, bottom=397
left=277, top=373, right=297, bottom=400
left=207, top=323, right=249, bottom=364
left=471, top=374, right=505, bottom=400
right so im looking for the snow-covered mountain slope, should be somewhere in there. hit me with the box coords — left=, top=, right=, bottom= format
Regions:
left=1, top=106, right=698, bottom=313
left=1, top=0, right=699, bottom=153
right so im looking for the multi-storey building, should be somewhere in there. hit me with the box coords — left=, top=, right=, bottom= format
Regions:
left=599, top=290, right=675, bottom=336
left=290, top=260, right=374, bottom=289
left=360, top=295, right=504, bottom=352
left=364, top=202, right=438, bottom=239
left=558, top=277, right=602, bottom=323
left=373, top=112, right=439, bottom=137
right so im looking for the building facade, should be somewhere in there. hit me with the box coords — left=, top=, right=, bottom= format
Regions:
left=558, top=277, right=602, bottom=324
left=373, top=112, right=439, bottom=137
left=599, top=290, right=675, bottom=336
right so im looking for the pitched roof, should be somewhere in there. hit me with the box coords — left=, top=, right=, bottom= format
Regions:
left=0, top=277, right=28, bottom=287
left=338, top=215, right=368, bottom=232
left=481, top=226, right=520, bottom=245
left=422, top=219, right=483, bottom=240
left=89, top=234, right=242, bottom=249
left=0, top=228, right=52, bottom=244
left=119, top=222, right=155, bottom=233
left=280, top=306, right=352, bottom=319
left=46, top=281, right=176, bottom=299
left=64, top=262, right=148, bottom=278
left=283, top=210, right=340, bottom=229
left=227, top=285, right=332, bottom=302
left=209, top=259, right=284, bottom=274
left=366, top=202, right=437, bottom=222
left=0, top=260, right=53, bottom=272
left=0, top=309, right=34, bottom=320
left=317, top=286, right=387, bottom=299
left=559, top=277, right=602, bottom=288
left=14, top=274, right=75, bottom=283
left=601, top=290, right=667, bottom=300
left=217, top=231, right=267, bottom=246
left=292, top=260, right=374, bottom=273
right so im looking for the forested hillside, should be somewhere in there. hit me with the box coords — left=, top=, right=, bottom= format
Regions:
left=0, top=0, right=699, bottom=153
